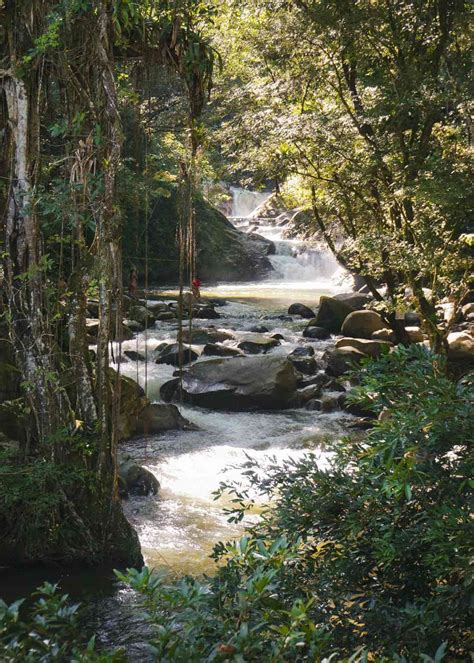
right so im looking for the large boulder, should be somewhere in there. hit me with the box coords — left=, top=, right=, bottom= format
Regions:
left=314, top=293, right=370, bottom=333
left=333, top=292, right=372, bottom=308
left=128, top=305, right=156, bottom=327
left=179, top=327, right=234, bottom=345
left=193, top=305, right=221, bottom=320
left=237, top=334, right=280, bottom=354
left=155, top=343, right=199, bottom=367
left=372, top=328, right=396, bottom=343
left=288, top=303, right=316, bottom=319
left=288, top=346, right=318, bottom=375
left=131, top=403, right=198, bottom=435
left=335, top=337, right=393, bottom=358
left=247, top=233, right=276, bottom=256
left=303, top=325, right=330, bottom=340
left=324, top=346, right=367, bottom=377
left=203, top=343, right=242, bottom=357
left=164, top=355, right=299, bottom=410
left=341, top=310, right=385, bottom=339
left=124, top=191, right=273, bottom=283
left=146, top=301, right=173, bottom=314
left=118, top=457, right=160, bottom=497
left=113, top=371, right=149, bottom=440
left=448, top=331, right=474, bottom=359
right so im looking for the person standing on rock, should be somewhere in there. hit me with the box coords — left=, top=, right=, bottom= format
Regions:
left=192, top=276, right=201, bottom=300
left=128, top=268, right=138, bottom=297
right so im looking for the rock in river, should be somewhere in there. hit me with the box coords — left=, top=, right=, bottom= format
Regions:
left=163, top=355, right=298, bottom=410
left=288, top=303, right=316, bottom=319
left=132, top=403, right=198, bottom=435
left=314, top=293, right=371, bottom=333
left=118, top=456, right=160, bottom=498
left=341, top=310, right=385, bottom=339
left=155, top=343, right=199, bottom=367
left=237, top=333, right=280, bottom=354
left=335, top=337, right=392, bottom=358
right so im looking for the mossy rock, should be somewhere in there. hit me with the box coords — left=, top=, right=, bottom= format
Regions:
left=122, top=190, right=273, bottom=284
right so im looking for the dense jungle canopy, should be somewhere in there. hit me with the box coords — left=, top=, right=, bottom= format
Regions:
left=0, top=0, right=472, bottom=661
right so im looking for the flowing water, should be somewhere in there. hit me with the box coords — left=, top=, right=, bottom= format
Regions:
left=0, top=189, right=354, bottom=657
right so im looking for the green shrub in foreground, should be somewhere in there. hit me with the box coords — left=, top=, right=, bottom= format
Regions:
left=120, top=346, right=472, bottom=661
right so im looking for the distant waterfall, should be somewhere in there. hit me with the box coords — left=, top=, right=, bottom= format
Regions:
left=227, top=186, right=349, bottom=286
left=230, top=187, right=270, bottom=218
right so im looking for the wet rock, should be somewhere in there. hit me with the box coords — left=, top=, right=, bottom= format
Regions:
left=114, top=372, right=149, bottom=440
left=167, top=355, right=298, bottom=410
left=305, top=399, right=322, bottom=411
left=341, top=310, right=385, bottom=339
left=324, top=378, right=346, bottom=392
left=324, top=346, right=367, bottom=377
left=448, top=331, right=474, bottom=359
left=132, top=403, right=198, bottom=435
left=335, top=337, right=392, bottom=358
left=203, top=344, right=242, bottom=357
left=237, top=334, right=280, bottom=354
left=321, top=394, right=339, bottom=412
left=299, top=372, right=330, bottom=390
left=263, top=314, right=293, bottom=322
left=297, top=383, right=322, bottom=403
left=160, top=377, right=180, bottom=402
left=118, top=457, right=160, bottom=497
left=128, top=305, right=156, bottom=327
left=288, top=346, right=318, bottom=375
left=193, top=305, right=220, bottom=320
left=303, top=325, right=330, bottom=340
left=146, top=301, right=173, bottom=314
left=123, top=319, right=144, bottom=333
left=372, top=328, right=396, bottom=343
left=156, top=311, right=176, bottom=322
left=291, top=346, right=315, bottom=357
left=155, top=343, right=199, bottom=367
left=180, top=327, right=234, bottom=345
left=288, top=303, right=316, bottom=319
left=247, top=324, right=270, bottom=333
left=247, top=233, right=276, bottom=256
left=121, top=324, right=135, bottom=341
left=313, top=298, right=353, bottom=333
left=124, top=350, right=146, bottom=362
left=272, top=333, right=285, bottom=341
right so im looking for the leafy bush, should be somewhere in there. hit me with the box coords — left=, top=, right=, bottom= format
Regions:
left=120, top=347, right=473, bottom=661
left=0, top=582, right=121, bottom=662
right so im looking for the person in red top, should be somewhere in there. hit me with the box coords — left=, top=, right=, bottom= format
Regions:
left=192, top=277, right=201, bottom=300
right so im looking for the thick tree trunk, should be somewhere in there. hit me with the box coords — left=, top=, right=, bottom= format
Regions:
left=1, top=71, right=73, bottom=445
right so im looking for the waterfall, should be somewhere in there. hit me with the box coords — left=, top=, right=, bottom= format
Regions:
left=228, top=187, right=348, bottom=286
left=230, top=186, right=270, bottom=218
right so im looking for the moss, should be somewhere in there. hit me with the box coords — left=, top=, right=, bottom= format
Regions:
left=122, top=189, right=272, bottom=284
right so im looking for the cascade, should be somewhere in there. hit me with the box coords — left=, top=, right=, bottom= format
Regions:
left=229, top=187, right=347, bottom=285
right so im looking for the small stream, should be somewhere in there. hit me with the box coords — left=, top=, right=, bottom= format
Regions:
left=0, top=190, right=354, bottom=658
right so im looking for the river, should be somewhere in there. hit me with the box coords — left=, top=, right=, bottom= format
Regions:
left=0, top=190, right=354, bottom=658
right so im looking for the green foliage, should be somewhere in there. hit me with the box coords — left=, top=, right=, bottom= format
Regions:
left=0, top=429, right=104, bottom=562
left=206, top=0, right=472, bottom=334
left=119, top=348, right=472, bottom=660
left=0, top=583, right=122, bottom=662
